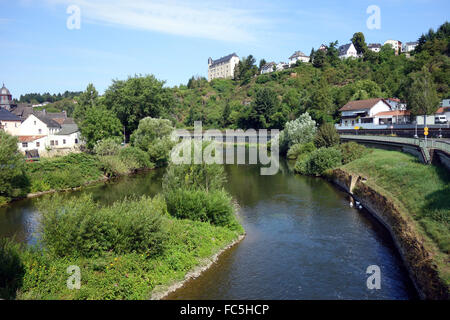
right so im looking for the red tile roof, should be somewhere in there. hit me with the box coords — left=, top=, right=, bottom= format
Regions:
left=375, top=110, right=411, bottom=117
left=18, top=135, right=46, bottom=142
left=339, top=98, right=390, bottom=112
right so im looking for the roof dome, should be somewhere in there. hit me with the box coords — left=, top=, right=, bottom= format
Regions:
left=1, top=83, right=11, bottom=95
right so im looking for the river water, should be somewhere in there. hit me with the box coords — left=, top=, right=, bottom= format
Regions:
left=0, top=160, right=417, bottom=299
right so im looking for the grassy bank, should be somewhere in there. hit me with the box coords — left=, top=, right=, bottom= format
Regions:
left=338, top=149, right=450, bottom=285
left=1, top=195, right=243, bottom=300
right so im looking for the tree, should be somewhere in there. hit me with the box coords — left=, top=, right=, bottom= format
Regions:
left=130, top=117, right=174, bottom=152
left=259, top=59, right=267, bottom=72
left=0, top=131, right=26, bottom=199
left=79, top=106, right=123, bottom=149
left=103, top=75, right=174, bottom=137
left=312, top=50, right=326, bottom=68
left=314, top=123, right=340, bottom=148
left=351, top=32, right=367, bottom=55
left=247, top=87, right=279, bottom=128
left=406, top=67, right=440, bottom=119
left=279, top=112, right=317, bottom=153
left=73, top=83, right=99, bottom=121
left=234, top=55, right=258, bottom=84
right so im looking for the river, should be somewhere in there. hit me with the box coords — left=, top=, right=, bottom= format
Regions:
left=0, top=160, right=417, bottom=299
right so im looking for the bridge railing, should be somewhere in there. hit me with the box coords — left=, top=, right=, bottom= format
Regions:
left=340, top=135, right=450, bottom=161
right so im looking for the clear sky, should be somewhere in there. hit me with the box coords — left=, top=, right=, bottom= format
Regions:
left=1, top=0, right=449, bottom=97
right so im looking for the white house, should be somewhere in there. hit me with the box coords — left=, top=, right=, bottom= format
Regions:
left=368, top=43, right=381, bottom=53
left=16, top=114, right=82, bottom=155
left=384, top=40, right=402, bottom=55
left=338, top=43, right=358, bottom=59
left=208, top=53, right=240, bottom=82
left=261, top=62, right=277, bottom=74
left=339, top=98, right=393, bottom=127
left=0, top=108, right=22, bottom=136
left=276, top=62, right=289, bottom=71
left=403, top=42, right=418, bottom=53
left=289, top=51, right=310, bottom=66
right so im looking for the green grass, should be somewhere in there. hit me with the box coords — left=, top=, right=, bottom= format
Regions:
left=2, top=214, right=242, bottom=300
left=340, top=149, right=450, bottom=282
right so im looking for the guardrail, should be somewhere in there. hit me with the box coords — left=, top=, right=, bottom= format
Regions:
left=339, top=135, right=450, bottom=163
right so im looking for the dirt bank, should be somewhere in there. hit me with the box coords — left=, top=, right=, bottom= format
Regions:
left=331, top=168, right=449, bottom=300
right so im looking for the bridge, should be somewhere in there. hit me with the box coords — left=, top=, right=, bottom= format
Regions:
left=340, top=134, right=450, bottom=170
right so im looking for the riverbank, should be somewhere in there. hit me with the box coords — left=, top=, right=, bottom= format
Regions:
left=0, top=152, right=156, bottom=207
left=1, top=197, right=244, bottom=300
left=328, top=149, right=449, bottom=299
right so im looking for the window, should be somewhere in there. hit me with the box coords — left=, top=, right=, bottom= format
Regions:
left=22, top=142, right=28, bottom=148
left=36, top=142, right=40, bottom=147
left=38, top=129, right=42, bottom=134
left=50, top=140, right=54, bottom=146
left=75, top=139, right=79, bottom=144
left=34, top=121, right=36, bottom=125
left=55, top=140, right=58, bottom=146
left=63, top=139, right=66, bottom=144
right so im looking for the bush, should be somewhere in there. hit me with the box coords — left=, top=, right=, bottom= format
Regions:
left=37, top=194, right=168, bottom=258
left=0, top=239, right=25, bottom=299
left=118, top=147, right=153, bottom=170
left=99, top=156, right=131, bottom=177
left=287, top=142, right=316, bottom=160
left=147, top=136, right=175, bottom=167
left=295, top=147, right=342, bottom=176
left=165, top=189, right=236, bottom=228
left=314, top=123, right=340, bottom=148
left=279, top=112, right=317, bottom=154
left=26, top=153, right=103, bottom=192
left=339, top=142, right=368, bottom=164
left=0, top=131, right=27, bottom=199
left=93, top=138, right=122, bottom=156
left=131, top=117, right=174, bottom=152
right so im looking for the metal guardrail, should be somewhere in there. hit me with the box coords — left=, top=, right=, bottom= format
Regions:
left=339, top=135, right=450, bottom=162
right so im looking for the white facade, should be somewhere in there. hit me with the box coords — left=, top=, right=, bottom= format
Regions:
left=403, top=42, right=418, bottom=53
left=384, top=40, right=402, bottom=55
left=339, top=43, right=358, bottom=59
left=0, top=119, right=21, bottom=135
left=208, top=54, right=240, bottom=82
left=340, top=100, right=391, bottom=126
left=261, top=63, right=276, bottom=74
left=289, top=51, right=310, bottom=66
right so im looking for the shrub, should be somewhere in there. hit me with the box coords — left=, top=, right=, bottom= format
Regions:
left=0, top=131, right=27, bottom=199
left=279, top=112, right=317, bottom=154
left=93, top=138, right=122, bottom=156
left=165, top=189, right=236, bottom=228
left=314, top=123, right=340, bottom=148
left=295, top=147, right=342, bottom=176
left=339, top=142, right=368, bottom=164
left=0, top=239, right=25, bottom=299
left=98, top=156, right=130, bottom=177
left=131, top=117, right=174, bottom=152
left=287, top=142, right=316, bottom=160
left=147, top=136, right=175, bottom=167
left=37, top=194, right=168, bottom=258
left=119, top=147, right=153, bottom=170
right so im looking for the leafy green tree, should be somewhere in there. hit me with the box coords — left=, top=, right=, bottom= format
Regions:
left=312, top=50, right=326, bottom=68
left=314, top=123, right=340, bottom=148
left=247, top=87, right=279, bottom=128
left=79, top=106, right=123, bottom=149
left=279, top=112, right=317, bottom=153
left=234, top=55, right=258, bottom=84
left=0, top=131, right=26, bottom=199
left=73, top=83, right=99, bottom=121
left=406, top=67, right=440, bottom=118
left=103, top=75, right=174, bottom=136
left=351, top=32, right=368, bottom=55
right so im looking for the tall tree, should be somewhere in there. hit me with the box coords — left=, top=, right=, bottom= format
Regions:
left=103, top=75, right=174, bottom=136
left=351, top=32, right=368, bottom=55
left=406, top=67, right=440, bottom=118
left=0, top=131, right=25, bottom=199
left=74, top=83, right=99, bottom=121
left=79, top=105, right=123, bottom=149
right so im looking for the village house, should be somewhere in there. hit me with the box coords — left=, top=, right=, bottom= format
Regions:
left=338, top=98, right=397, bottom=127
left=208, top=53, right=240, bottom=82
left=403, top=42, right=418, bottom=53
left=276, top=62, right=289, bottom=71
left=368, top=43, right=382, bottom=53
left=289, top=51, right=310, bottom=66
left=384, top=40, right=403, bottom=55
left=261, top=62, right=277, bottom=74
left=338, top=43, right=358, bottom=59
left=0, top=108, right=22, bottom=135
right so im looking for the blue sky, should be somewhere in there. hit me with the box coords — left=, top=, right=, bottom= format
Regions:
left=1, top=0, right=449, bottom=97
